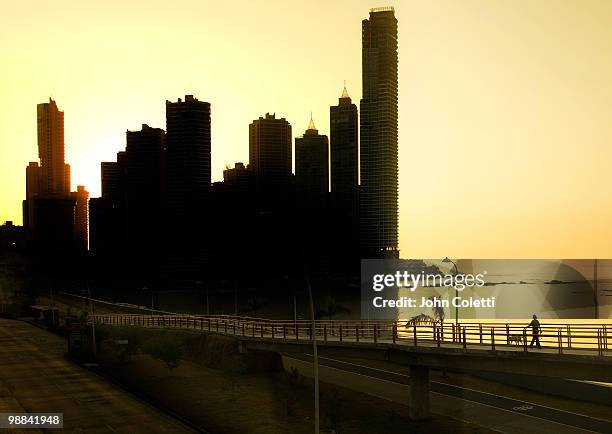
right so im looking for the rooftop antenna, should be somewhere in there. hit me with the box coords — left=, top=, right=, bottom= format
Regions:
left=341, top=80, right=350, bottom=99
left=308, top=111, right=316, bottom=130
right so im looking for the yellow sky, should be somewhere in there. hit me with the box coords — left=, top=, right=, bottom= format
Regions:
left=2, top=0, right=612, bottom=258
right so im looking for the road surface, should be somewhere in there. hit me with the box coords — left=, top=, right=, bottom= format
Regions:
left=0, top=318, right=197, bottom=433
left=283, top=354, right=612, bottom=434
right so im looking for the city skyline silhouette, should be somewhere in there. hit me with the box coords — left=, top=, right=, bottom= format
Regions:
left=0, top=4, right=611, bottom=434
left=14, top=7, right=399, bottom=282
left=4, top=0, right=612, bottom=257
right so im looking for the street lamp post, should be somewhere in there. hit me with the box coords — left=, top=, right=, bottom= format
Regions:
left=442, top=257, right=459, bottom=325
left=305, top=275, right=319, bottom=434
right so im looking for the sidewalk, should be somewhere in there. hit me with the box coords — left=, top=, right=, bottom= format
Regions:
left=0, top=319, right=195, bottom=433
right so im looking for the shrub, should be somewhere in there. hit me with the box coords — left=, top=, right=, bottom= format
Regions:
left=143, top=335, right=184, bottom=375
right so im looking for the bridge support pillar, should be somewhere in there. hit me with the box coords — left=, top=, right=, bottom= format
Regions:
left=409, top=365, right=430, bottom=420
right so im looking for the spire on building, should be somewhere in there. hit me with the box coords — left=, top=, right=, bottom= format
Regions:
left=341, top=80, right=350, bottom=99
left=308, top=111, right=316, bottom=131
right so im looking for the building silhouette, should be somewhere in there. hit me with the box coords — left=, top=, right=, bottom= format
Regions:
left=31, top=196, right=75, bottom=253
left=248, top=113, right=296, bottom=275
left=71, top=185, right=89, bottom=252
left=37, top=99, right=69, bottom=195
left=23, top=99, right=87, bottom=255
left=0, top=221, right=25, bottom=252
left=295, top=115, right=329, bottom=199
left=208, top=162, right=256, bottom=277
left=223, top=162, right=253, bottom=189
left=23, top=162, right=41, bottom=233
left=101, top=159, right=124, bottom=202
left=360, top=7, right=399, bottom=258
left=249, top=113, right=292, bottom=210
left=295, top=116, right=330, bottom=274
left=89, top=154, right=126, bottom=261
left=331, top=84, right=358, bottom=200
left=165, top=95, right=211, bottom=279
left=18, top=6, right=406, bottom=292
left=330, top=84, right=360, bottom=273
left=125, top=124, right=165, bottom=266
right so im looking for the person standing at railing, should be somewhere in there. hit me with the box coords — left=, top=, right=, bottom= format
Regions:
left=525, top=314, right=542, bottom=349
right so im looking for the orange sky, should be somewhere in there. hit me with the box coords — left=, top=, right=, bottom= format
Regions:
left=2, top=0, right=612, bottom=258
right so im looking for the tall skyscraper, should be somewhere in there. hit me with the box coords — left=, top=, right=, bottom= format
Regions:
left=125, top=124, right=165, bottom=259
left=295, top=116, right=329, bottom=199
left=37, top=99, right=69, bottom=195
left=165, top=95, right=211, bottom=278
left=249, top=113, right=292, bottom=210
left=249, top=113, right=294, bottom=274
left=360, top=7, right=399, bottom=259
left=331, top=84, right=358, bottom=200
left=295, top=116, right=330, bottom=274
left=25, top=99, right=84, bottom=255
left=330, top=84, right=360, bottom=273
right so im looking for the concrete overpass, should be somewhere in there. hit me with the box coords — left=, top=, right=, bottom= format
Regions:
left=91, top=313, right=612, bottom=420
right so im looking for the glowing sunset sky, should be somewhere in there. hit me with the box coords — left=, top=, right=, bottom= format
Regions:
left=2, top=0, right=612, bottom=258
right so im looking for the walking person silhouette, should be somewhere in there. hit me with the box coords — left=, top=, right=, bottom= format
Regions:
left=525, top=314, right=542, bottom=349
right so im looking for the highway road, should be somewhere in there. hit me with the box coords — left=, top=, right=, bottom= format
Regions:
left=283, top=354, right=612, bottom=434
left=0, top=318, right=198, bottom=433
left=39, top=291, right=612, bottom=432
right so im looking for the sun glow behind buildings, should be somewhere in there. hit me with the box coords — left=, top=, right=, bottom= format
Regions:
left=3, top=0, right=612, bottom=257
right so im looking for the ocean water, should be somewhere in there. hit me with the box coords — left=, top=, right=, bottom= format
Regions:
left=396, top=259, right=612, bottom=321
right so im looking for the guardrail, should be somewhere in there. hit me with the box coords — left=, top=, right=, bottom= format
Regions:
left=91, top=314, right=611, bottom=356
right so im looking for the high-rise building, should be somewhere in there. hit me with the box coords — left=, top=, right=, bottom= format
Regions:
left=330, top=84, right=360, bottom=274
left=248, top=113, right=295, bottom=273
left=90, top=152, right=127, bottom=258
left=360, top=7, right=399, bottom=258
left=37, top=99, right=69, bottom=195
left=124, top=124, right=165, bottom=259
left=25, top=99, right=84, bottom=255
left=101, top=161, right=121, bottom=201
left=210, top=162, right=257, bottom=278
left=295, top=116, right=330, bottom=274
left=331, top=84, right=358, bottom=200
left=295, top=116, right=329, bottom=199
left=249, top=113, right=292, bottom=209
left=165, top=95, right=211, bottom=278
left=71, top=185, right=89, bottom=251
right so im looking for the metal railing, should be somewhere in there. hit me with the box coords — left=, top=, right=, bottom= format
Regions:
left=90, top=314, right=611, bottom=356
